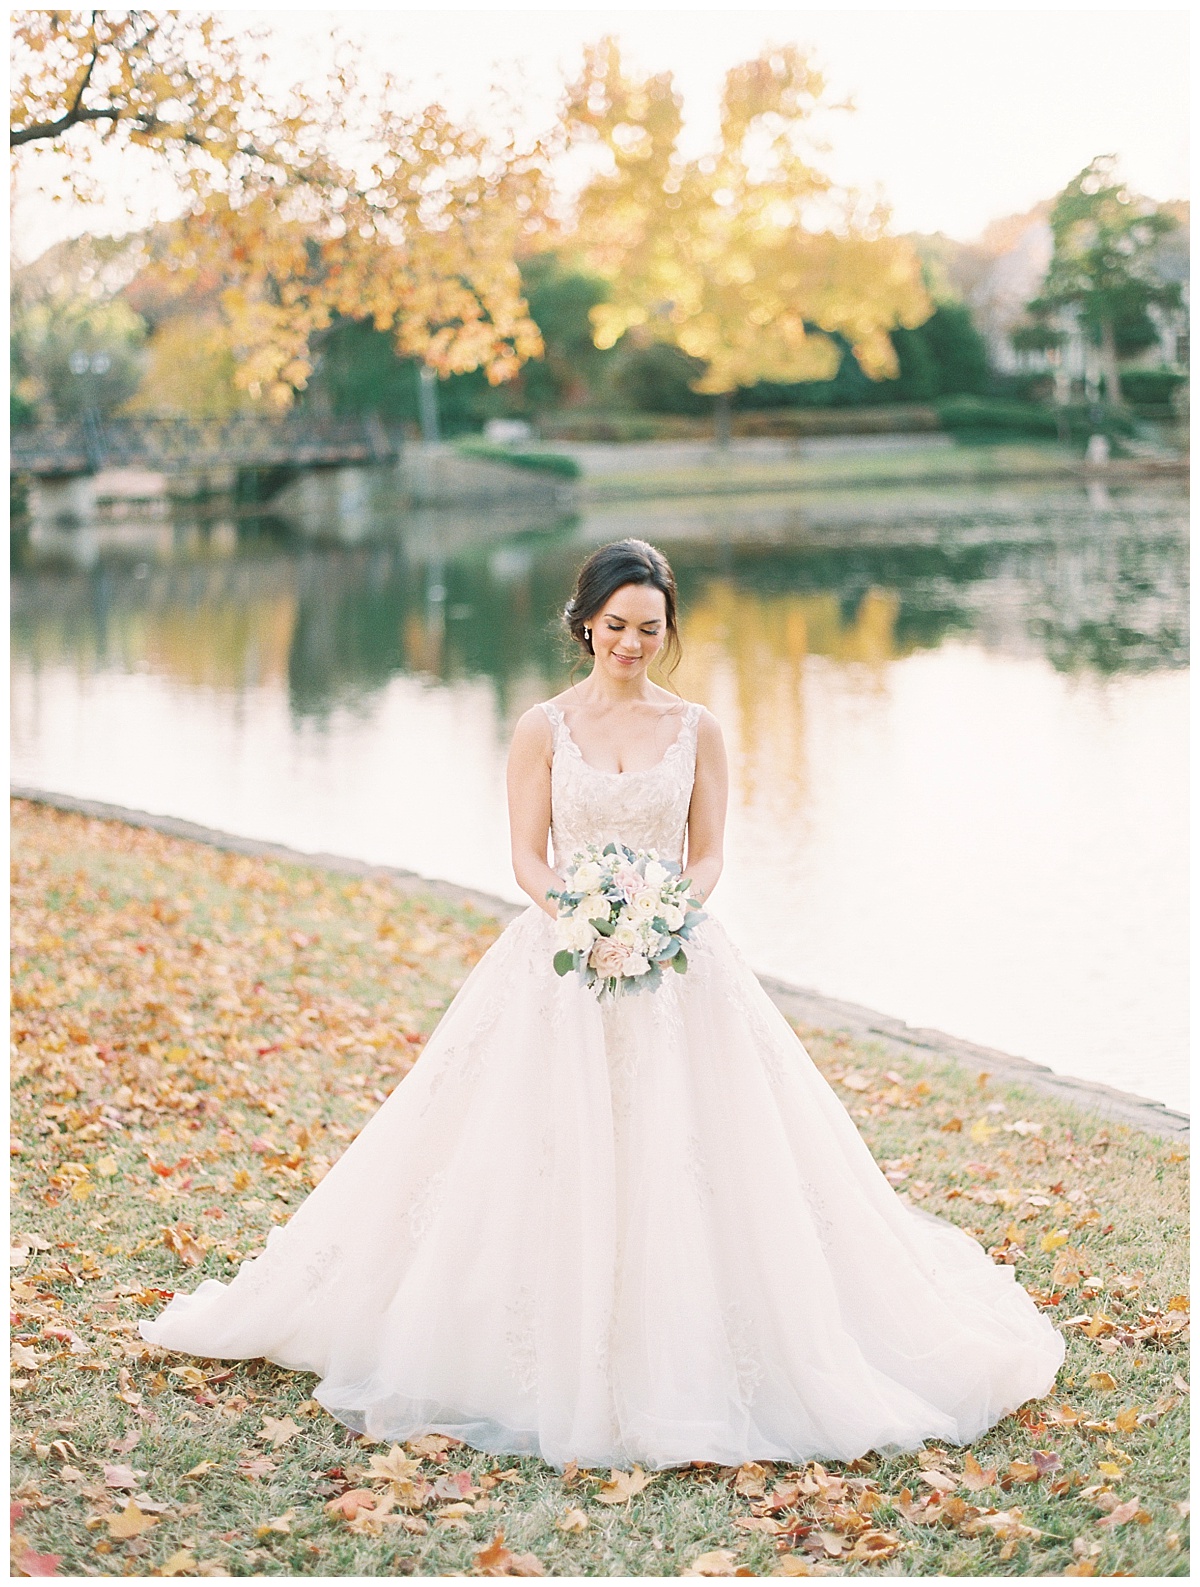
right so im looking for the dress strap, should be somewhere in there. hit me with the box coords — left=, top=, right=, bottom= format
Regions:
left=539, top=699, right=564, bottom=744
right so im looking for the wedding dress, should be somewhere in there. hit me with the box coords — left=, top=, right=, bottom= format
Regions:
left=141, top=698, right=1064, bottom=1470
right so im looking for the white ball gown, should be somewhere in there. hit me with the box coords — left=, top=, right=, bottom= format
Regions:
left=141, top=698, right=1064, bottom=1471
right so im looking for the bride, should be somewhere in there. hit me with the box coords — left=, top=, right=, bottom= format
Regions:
left=141, top=537, right=1064, bottom=1471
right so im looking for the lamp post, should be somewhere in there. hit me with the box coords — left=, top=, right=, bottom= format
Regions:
left=69, top=350, right=112, bottom=470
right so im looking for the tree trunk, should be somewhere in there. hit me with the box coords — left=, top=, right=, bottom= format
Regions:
left=417, top=364, right=441, bottom=444
left=1099, top=318, right=1122, bottom=408
left=713, top=391, right=732, bottom=448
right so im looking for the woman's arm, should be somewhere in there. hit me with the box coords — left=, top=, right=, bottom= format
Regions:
left=683, top=708, right=729, bottom=904
left=507, top=707, right=562, bottom=918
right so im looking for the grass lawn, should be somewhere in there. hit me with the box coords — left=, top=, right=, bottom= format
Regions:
left=578, top=443, right=1083, bottom=502
left=10, top=799, right=1189, bottom=1578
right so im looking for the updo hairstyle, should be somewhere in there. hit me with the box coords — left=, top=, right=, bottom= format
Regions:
left=563, top=539, right=681, bottom=675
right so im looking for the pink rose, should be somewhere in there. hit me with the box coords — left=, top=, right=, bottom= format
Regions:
left=611, top=863, right=643, bottom=901
left=590, top=937, right=633, bottom=978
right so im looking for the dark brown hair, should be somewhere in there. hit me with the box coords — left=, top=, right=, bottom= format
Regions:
left=563, top=539, right=681, bottom=675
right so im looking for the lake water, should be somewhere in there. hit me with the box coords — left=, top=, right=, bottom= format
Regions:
left=11, top=468, right=1189, bottom=1113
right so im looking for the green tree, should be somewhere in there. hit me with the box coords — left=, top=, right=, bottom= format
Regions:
left=11, top=275, right=146, bottom=422
left=1027, top=155, right=1181, bottom=406
left=518, top=253, right=611, bottom=409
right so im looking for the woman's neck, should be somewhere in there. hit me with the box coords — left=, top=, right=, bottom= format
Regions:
left=578, top=666, right=657, bottom=708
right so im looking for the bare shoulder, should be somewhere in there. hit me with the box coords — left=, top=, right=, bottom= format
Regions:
left=694, top=706, right=727, bottom=761
left=509, top=703, right=554, bottom=756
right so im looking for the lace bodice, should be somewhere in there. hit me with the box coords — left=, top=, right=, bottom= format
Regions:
left=540, top=699, right=701, bottom=871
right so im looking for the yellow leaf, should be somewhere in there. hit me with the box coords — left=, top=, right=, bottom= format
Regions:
left=969, top=1117, right=995, bottom=1143
left=733, top=1462, right=767, bottom=1498
left=367, top=1445, right=423, bottom=1488
left=1166, top=1294, right=1189, bottom=1312
left=1097, top=1461, right=1124, bottom=1477
left=156, top=1549, right=196, bottom=1576
left=107, top=1501, right=158, bottom=1539
left=1115, top=1406, right=1139, bottom=1433
left=70, top=1179, right=93, bottom=1202
left=595, top=1465, right=653, bottom=1504
left=256, top=1507, right=296, bottom=1537
left=556, top=1507, right=589, bottom=1534
left=1040, top=1229, right=1069, bottom=1253
left=684, top=1550, right=740, bottom=1576
left=183, top=1460, right=217, bottom=1479
left=1088, top=1372, right=1118, bottom=1392
left=259, top=1414, right=300, bottom=1448
left=94, top=1156, right=118, bottom=1178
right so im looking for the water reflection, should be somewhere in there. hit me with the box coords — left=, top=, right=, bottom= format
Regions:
left=11, top=480, right=1189, bottom=718
left=10, top=475, right=1189, bottom=1111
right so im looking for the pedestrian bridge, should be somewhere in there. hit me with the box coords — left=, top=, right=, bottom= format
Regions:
left=10, top=414, right=401, bottom=478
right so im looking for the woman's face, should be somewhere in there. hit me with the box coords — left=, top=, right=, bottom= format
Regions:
left=588, top=582, right=668, bottom=681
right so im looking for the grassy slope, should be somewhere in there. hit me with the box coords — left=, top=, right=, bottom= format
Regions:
left=10, top=801, right=1189, bottom=1578
left=577, top=443, right=1082, bottom=501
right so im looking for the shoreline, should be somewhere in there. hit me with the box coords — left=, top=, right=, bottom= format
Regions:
left=14, top=785, right=1188, bottom=1141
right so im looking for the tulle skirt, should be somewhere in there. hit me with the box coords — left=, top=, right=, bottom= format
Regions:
left=141, top=907, right=1063, bottom=1470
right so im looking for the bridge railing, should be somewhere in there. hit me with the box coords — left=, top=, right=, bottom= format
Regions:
left=11, top=414, right=403, bottom=476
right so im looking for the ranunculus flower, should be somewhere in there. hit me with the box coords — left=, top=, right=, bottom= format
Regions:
left=622, top=952, right=650, bottom=977
left=661, top=903, right=685, bottom=931
left=643, top=859, right=669, bottom=888
left=590, top=937, right=633, bottom=978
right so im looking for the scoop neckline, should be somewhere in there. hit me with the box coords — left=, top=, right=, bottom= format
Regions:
left=551, top=701, right=695, bottom=778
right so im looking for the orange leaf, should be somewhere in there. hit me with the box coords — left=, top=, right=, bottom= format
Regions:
left=1098, top=1496, right=1143, bottom=1528
left=324, top=1488, right=381, bottom=1521
left=960, top=1453, right=996, bottom=1491
left=474, top=1531, right=546, bottom=1576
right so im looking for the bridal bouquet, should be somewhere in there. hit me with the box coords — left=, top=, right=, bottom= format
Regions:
left=548, top=843, right=707, bottom=999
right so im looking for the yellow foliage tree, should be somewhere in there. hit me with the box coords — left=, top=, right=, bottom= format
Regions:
left=563, top=39, right=932, bottom=431
left=12, top=12, right=546, bottom=406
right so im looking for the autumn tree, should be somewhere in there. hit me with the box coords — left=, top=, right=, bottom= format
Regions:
left=561, top=38, right=931, bottom=439
left=1026, top=155, right=1181, bottom=408
left=11, top=12, right=547, bottom=408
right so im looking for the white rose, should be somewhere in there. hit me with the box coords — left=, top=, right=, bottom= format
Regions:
left=661, top=902, right=685, bottom=931
left=613, top=923, right=640, bottom=948
left=643, top=859, right=669, bottom=888
left=571, top=859, right=603, bottom=892
left=579, top=893, right=612, bottom=925
left=556, top=914, right=597, bottom=953
left=622, top=952, right=650, bottom=977
left=630, top=888, right=660, bottom=919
